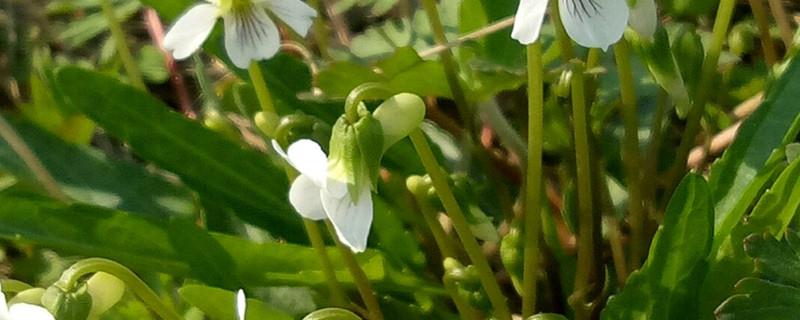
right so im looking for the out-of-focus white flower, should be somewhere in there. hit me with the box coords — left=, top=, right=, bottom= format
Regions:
left=273, top=139, right=373, bottom=253
left=163, top=0, right=317, bottom=68
left=629, top=0, right=658, bottom=40
left=236, top=289, right=246, bottom=320
left=0, top=283, right=54, bottom=320
left=512, top=0, right=630, bottom=50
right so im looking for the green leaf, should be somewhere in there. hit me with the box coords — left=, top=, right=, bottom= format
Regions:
left=715, top=231, right=800, bottom=319
left=0, top=194, right=434, bottom=293
left=55, top=67, right=307, bottom=243
left=746, top=156, right=800, bottom=237
left=709, top=54, right=800, bottom=253
left=137, top=45, right=169, bottom=84
left=179, top=285, right=292, bottom=320
left=302, top=308, right=362, bottom=320
left=0, top=120, right=195, bottom=219
left=628, top=27, right=691, bottom=117
left=602, top=174, right=714, bottom=320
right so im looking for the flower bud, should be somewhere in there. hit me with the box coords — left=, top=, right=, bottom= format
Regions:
left=728, top=21, right=756, bottom=57
left=203, top=111, right=239, bottom=141
left=86, top=272, right=125, bottom=318
left=500, top=227, right=523, bottom=294
left=254, top=111, right=280, bottom=137
left=42, top=283, right=92, bottom=320
left=372, top=93, right=426, bottom=152
left=328, top=105, right=383, bottom=199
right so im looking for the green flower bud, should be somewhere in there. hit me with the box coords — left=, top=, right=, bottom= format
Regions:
left=42, top=283, right=92, bottom=320
left=372, top=93, right=426, bottom=152
left=328, top=103, right=383, bottom=199
left=555, top=70, right=572, bottom=98
left=302, top=307, right=362, bottom=320
left=728, top=21, right=756, bottom=57
left=203, top=111, right=239, bottom=141
left=405, top=175, right=429, bottom=198
left=628, top=27, right=691, bottom=118
left=500, top=227, right=523, bottom=295
left=254, top=111, right=280, bottom=137
left=86, top=272, right=125, bottom=318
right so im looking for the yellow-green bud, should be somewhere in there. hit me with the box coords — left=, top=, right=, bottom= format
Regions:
left=372, top=93, right=426, bottom=152
left=87, top=272, right=125, bottom=318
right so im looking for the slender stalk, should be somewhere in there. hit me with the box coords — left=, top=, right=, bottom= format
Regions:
left=193, top=55, right=221, bottom=112
left=569, top=61, right=596, bottom=320
left=747, top=0, right=778, bottom=66
left=614, top=40, right=646, bottom=270
left=305, top=220, right=348, bottom=306
left=408, top=129, right=511, bottom=320
left=549, top=0, right=575, bottom=61
left=420, top=0, right=473, bottom=132
left=642, top=91, right=668, bottom=211
left=247, top=62, right=277, bottom=115
left=586, top=48, right=602, bottom=70
left=143, top=8, right=195, bottom=117
left=412, top=192, right=459, bottom=259
left=325, top=221, right=384, bottom=320
left=767, top=0, right=794, bottom=50
left=308, top=0, right=332, bottom=60
left=99, top=0, right=145, bottom=90
left=56, top=258, right=182, bottom=320
left=668, top=0, right=736, bottom=189
left=419, top=17, right=515, bottom=58
left=0, top=114, right=68, bottom=201
left=522, top=42, right=544, bottom=317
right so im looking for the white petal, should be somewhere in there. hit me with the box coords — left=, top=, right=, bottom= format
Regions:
left=629, top=0, right=657, bottom=40
left=511, top=0, right=549, bottom=45
left=289, top=175, right=328, bottom=220
left=287, top=140, right=329, bottom=187
left=8, top=304, right=54, bottom=320
left=236, top=289, right=246, bottom=320
left=222, top=6, right=280, bottom=68
left=558, top=0, right=629, bottom=50
left=321, top=184, right=373, bottom=253
left=163, top=3, right=220, bottom=60
left=263, top=0, right=317, bottom=36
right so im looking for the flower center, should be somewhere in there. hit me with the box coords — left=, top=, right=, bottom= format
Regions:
left=218, top=0, right=255, bottom=15
left=563, top=0, right=602, bottom=21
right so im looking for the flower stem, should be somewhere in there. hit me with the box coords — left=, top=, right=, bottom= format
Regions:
left=325, top=221, right=384, bottom=320
left=0, top=114, right=68, bottom=202
left=443, top=273, right=481, bottom=320
left=308, top=0, right=332, bottom=60
left=613, top=40, right=646, bottom=270
left=411, top=190, right=459, bottom=259
left=549, top=0, right=575, bottom=61
left=522, top=42, right=544, bottom=317
left=420, top=0, right=473, bottom=132
left=99, top=0, right=145, bottom=90
left=767, top=0, right=794, bottom=50
left=247, top=62, right=277, bottom=116
left=569, top=61, right=596, bottom=320
left=305, top=219, right=348, bottom=306
left=55, top=258, right=182, bottom=320
left=747, top=0, right=778, bottom=66
left=193, top=55, right=221, bottom=112
left=408, top=129, right=511, bottom=320
left=668, top=0, right=736, bottom=190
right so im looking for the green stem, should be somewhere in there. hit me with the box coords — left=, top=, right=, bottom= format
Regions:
left=412, top=192, right=459, bottom=259
left=325, top=221, right=384, bottom=320
left=613, top=40, right=646, bottom=270
left=747, top=0, right=778, bottom=66
left=585, top=48, right=602, bottom=70
left=308, top=0, right=332, bottom=60
left=767, top=0, right=794, bottom=50
left=668, top=0, right=736, bottom=189
left=99, top=0, right=145, bottom=90
left=642, top=91, right=668, bottom=211
left=247, top=62, right=277, bottom=115
left=193, top=55, right=221, bottom=112
left=344, top=83, right=393, bottom=123
left=549, top=0, right=575, bottom=61
left=522, top=42, right=544, bottom=317
left=55, top=258, right=182, bottom=320
left=305, top=220, right=348, bottom=307
left=569, top=61, right=596, bottom=320
left=0, top=114, right=68, bottom=201
left=420, top=0, right=473, bottom=133
left=408, top=129, right=511, bottom=320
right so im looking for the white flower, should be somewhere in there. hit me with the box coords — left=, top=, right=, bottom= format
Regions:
left=0, top=283, right=54, bottom=320
left=629, top=0, right=657, bottom=40
left=511, top=0, right=630, bottom=50
left=236, top=289, right=246, bottom=320
left=272, top=139, right=373, bottom=253
left=163, top=0, right=317, bottom=68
